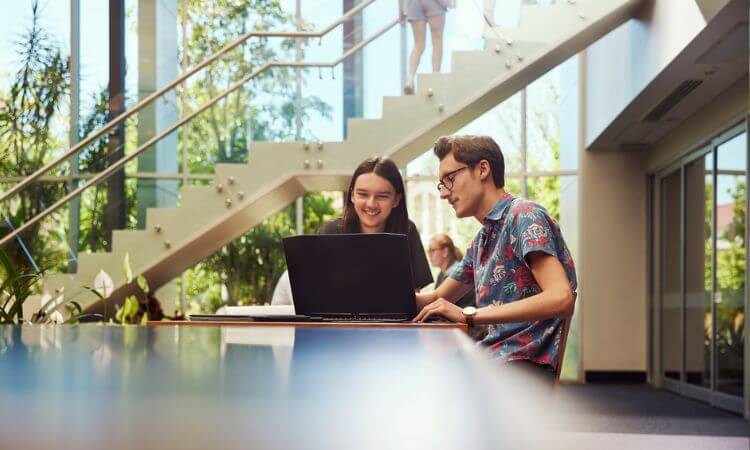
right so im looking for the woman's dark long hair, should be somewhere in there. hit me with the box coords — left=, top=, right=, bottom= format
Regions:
left=341, top=157, right=410, bottom=234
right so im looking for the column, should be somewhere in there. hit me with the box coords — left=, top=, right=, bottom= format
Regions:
left=136, top=0, right=179, bottom=227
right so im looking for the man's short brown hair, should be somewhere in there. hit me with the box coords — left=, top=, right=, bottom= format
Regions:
left=433, top=135, right=505, bottom=188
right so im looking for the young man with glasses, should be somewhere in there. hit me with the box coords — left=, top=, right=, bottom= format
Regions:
left=414, top=135, right=577, bottom=379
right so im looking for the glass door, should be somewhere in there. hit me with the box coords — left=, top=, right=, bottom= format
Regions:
left=714, top=132, right=746, bottom=401
left=684, top=152, right=712, bottom=390
left=656, top=124, right=747, bottom=415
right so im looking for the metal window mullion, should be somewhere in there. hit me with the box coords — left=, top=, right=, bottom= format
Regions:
left=711, top=145, right=718, bottom=395
left=180, top=0, right=189, bottom=187
left=680, top=165, right=686, bottom=384
left=180, top=0, right=189, bottom=314
left=652, top=174, right=664, bottom=387
left=646, top=173, right=654, bottom=383
left=400, top=5, right=406, bottom=91
left=659, top=175, right=667, bottom=383
left=68, top=0, right=81, bottom=273
left=520, top=88, right=527, bottom=197
left=295, top=0, right=304, bottom=236
left=295, top=0, right=302, bottom=140
left=744, top=116, right=749, bottom=420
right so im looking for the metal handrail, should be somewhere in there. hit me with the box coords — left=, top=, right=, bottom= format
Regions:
left=0, top=0, right=379, bottom=205
left=0, top=17, right=400, bottom=248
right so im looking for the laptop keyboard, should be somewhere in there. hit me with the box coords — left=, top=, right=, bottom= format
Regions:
left=316, top=314, right=411, bottom=323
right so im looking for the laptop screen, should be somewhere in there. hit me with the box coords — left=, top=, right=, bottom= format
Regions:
left=282, top=234, right=417, bottom=317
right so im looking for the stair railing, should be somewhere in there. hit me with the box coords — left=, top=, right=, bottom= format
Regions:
left=0, top=14, right=399, bottom=248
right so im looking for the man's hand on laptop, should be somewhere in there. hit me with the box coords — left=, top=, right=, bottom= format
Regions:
left=415, top=291, right=437, bottom=310
left=413, top=298, right=465, bottom=323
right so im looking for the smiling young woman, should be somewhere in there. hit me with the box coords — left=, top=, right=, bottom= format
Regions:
left=318, top=157, right=433, bottom=291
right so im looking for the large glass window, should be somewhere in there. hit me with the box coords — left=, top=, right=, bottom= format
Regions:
left=80, top=0, right=109, bottom=115
left=715, top=132, right=746, bottom=397
left=684, top=152, right=712, bottom=388
left=656, top=125, right=747, bottom=412
left=0, top=1, right=73, bottom=274
left=527, top=69, right=561, bottom=173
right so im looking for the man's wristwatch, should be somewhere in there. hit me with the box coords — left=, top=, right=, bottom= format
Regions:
left=462, top=306, right=477, bottom=327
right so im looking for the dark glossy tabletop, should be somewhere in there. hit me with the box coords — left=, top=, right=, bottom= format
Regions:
left=0, top=324, right=565, bottom=450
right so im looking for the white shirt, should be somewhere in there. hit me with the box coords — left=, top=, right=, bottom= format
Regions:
left=271, top=270, right=294, bottom=306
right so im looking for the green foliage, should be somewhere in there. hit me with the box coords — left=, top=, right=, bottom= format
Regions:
left=179, top=0, right=336, bottom=313
left=136, top=274, right=150, bottom=294
left=74, top=91, right=139, bottom=252
left=716, top=180, right=746, bottom=291
left=0, top=1, right=70, bottom=273
left=0, top=246, right=98, bottom=324
left=0, top=247, right=39, bottom=323
left=115, top=296, right=141, bottom=325
left=525, top=79, right=561, bottom=221
left=183, top=262, right=223, bottom=314
left=114, top=253, right=158, bottom=324
left=182, top=0, right=331, bottom=173
left=715, top=180, right=745, bottom=364
left=187, top=192, right=337, bottom=313
left=703, top=180, right=714, bottom=291
left=0, top=0, right=334, bottom=319
left=700, top=176, right=745, bottom=371
left=526, top=175, right=560, bottom=222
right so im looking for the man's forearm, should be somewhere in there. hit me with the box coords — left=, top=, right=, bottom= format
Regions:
left=474, top=287, right=574, bottom=324
left=416, top=291, right=438, bottom=309
left=416, top=278, right=472, bottom=310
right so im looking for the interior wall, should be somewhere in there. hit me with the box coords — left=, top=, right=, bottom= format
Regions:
left=585, top=0, right=708, bottom=147
left=580, top=147, right=649, bottom=372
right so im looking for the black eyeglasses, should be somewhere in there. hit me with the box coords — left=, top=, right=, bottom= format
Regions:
left=436, top=166, right=469, bottom=192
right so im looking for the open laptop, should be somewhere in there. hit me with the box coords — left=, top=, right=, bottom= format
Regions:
left=190, top=233, right=418, bottom=323
left=282, top=233, right=418, bottom=322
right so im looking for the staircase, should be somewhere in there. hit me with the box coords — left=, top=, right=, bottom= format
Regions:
left=38, top=0, right=640, bottom=315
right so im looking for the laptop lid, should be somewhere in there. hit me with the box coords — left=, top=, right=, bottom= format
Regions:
left=282, top=234, right=417, bottom=318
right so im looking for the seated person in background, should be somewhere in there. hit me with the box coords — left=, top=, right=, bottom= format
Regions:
left=319, top=156, right=433, bottom=291
left=271, top=269, right=293, bottom=306
left=429, top=233, right=486, bottom=340
left=428, top=234, right=475, bottom=308
left=415, top=135, right=577, bottom=381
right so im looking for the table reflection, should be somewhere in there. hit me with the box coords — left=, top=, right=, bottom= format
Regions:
left=0, top=324, right=565, bottom=450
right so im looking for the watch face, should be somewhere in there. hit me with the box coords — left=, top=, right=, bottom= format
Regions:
left=463, top=306, right=477, bottom=315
